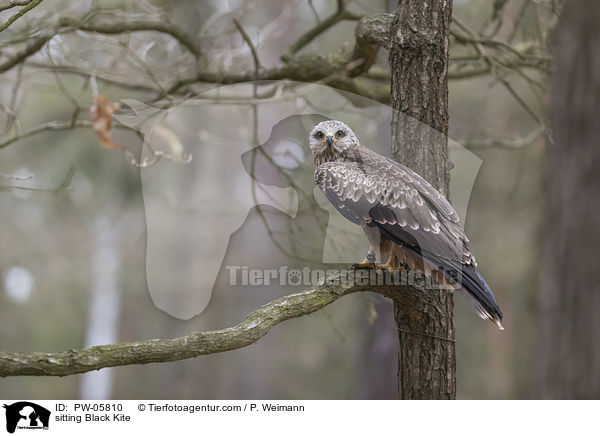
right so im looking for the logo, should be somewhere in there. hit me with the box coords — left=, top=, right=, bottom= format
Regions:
left=2, top=402, right=50, bottom=434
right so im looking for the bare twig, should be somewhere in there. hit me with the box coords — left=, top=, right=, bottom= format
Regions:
left=25, top=62, right=162, bottom=94
left=0, top=0, right=45, bottom=33
left=233, top=18, right=261, bottom=77
left=0, top=119, right=131, bottom=150
left=0, top=172, right=31, bottom=181
left=167, top=13, right=391, bottom=97
left=0, top=1, right=37, bottom=12
left=0, top=166, right=74, bottom=194
left=459, top=125, right=546, bottom=150
left=57, top=17, right=201, bottom=58
left=3, top=61, right=24, bottom=134
left=281, top=0, right=362, bottom=61
left=0, top=35, right=52, bottom=73
left=46, top=47, right=82, bottom=127
left=307, top=0, right=321, bottom=25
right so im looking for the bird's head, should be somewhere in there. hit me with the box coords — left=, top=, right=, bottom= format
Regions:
left=309, top=120, right=358, bottom=165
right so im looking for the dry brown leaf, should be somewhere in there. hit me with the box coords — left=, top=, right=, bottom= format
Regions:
left=89, top=95, right=123, bottom=151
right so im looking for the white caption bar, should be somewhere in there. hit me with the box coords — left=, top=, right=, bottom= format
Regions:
left=0, top=400, right=596, bottom=435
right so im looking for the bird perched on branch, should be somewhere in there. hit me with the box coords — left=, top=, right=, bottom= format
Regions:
left=310, top=120, right=504, bottom=329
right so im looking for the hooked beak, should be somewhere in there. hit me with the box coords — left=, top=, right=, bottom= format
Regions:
left=325, top=134, right=334, bottom=148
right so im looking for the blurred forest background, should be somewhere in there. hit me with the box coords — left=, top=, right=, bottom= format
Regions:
left=0, top=0, right=588, bottom=399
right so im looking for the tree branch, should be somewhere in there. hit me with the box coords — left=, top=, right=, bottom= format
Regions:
left=0, top=0, right=37, bottom=12
left=280, top=0, right=362, bottom=62
left=0, top=119, right=132, bottom=150
left=459, top=125, right=546, bottom=150
left=233, top=18, right=261, bottom=77
left=57, top=17, right=201, bottom=58
left=167, top=13, right=392, bottom=98
left=0, top=271, right=434, bottom=377
left=0, top=16, right=201, bottom=75
left=0, top=35, right=51, bottom=73
left=0, top=0, right=45, bottom=33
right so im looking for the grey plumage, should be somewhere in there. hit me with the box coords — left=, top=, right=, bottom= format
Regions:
left=310, top=120, right=504, bottom=329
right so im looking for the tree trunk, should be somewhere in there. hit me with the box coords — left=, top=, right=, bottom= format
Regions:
left=536, top=1, right=600, bottom=399
left=388, top=0, right=456, bottom=399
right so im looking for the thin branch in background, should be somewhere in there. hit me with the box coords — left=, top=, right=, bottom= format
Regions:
left=0, top=5, right=552, bottom=154
left=459, top=125, right=546, bottom=150
left=0, top=35, right=52, bottom=73
left=125, top=125, right=192, bottom=168
left=26, top=62, right=160, bottom=94
left=0, top=119, right=132, bottom=150
left=0, top=0, right=45, bottom=33
left=113, top=38, right=170, bottom=100
left=57, top=17, right=201, bottom=58
left=3, top=61, right=24, bottom=135
left=0, top=172, right=31, bottom=181
left=495, top=74, right=543, bottom=124
left=281, top=0, right=362, bottom=61
left=0, top=165, right=75, bottom=194
left=307, top=0, right=321, bottom=24
left=453, top=16, right=525, bottom=60
left=233, top=18, right=261, bottom=78
left=0, top=15, right=200, bottom=76
left=480, top=0, right=507, bottom=37
left=451, top=15, right=548, bottom=128
left=0, top=1, right=37, bottom=12
left=46, top=46, right=82, bottom=127
left=66, top=28, right=172, bottom=100
left=508, top=0, right=530, bottom=43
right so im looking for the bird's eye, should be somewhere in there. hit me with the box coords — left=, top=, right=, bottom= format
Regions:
left=335, top=130, right=346, bottom=138
left=314, top=131, right=324, bottom=139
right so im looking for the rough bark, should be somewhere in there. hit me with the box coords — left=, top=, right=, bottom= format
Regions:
left=389, top=0, right=456, bottom=399
left=536, top=1, right=600, bottom=399
left=0, top=272, right=435, bottom=377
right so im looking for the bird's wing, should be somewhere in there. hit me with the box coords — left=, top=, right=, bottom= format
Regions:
left=314, top=146, right=473, bottom=265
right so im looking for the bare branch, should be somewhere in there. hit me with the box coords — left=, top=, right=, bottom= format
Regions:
left=0, top=119, right=132, bottom=150
left=168, top=13, right=392, bottom=98
left=0, top=0, right=45, bottom=33
left=0, top=0, right=37, bottom=12
left=281, top=0, right=362, bottom=61
left=233, top=18, right=261, bottom=77
left=0, top=271, right=433, bottom=377
left=0, top=172, right=31, bottom=181
left=448, top=57, right=551, bottom=80
left=0, top=166, right=74, bottom=194
left=25, top=62, right=162, bottom=94
left=57, top=17, right=201, bottom=58
left=459, top=126, right=546, bottom=150
left=0, top=35, right=51, bottom=73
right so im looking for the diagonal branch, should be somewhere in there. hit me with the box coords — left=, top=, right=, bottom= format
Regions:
left=0, top=35, right=51, bottom=73
left=281, top=0, right=362, bottom=61
left=233, top=18, right=261, bottom=77
left=0, top=271, right=432, bottom=377
left=0, top=0, right=45, bottom=33
left=0, top=0, right=38, bottom=12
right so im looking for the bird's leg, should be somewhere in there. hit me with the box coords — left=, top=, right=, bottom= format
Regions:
left=376, top=246, right=404, bottom=271
left=352, top=246, right=376, bottom=269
